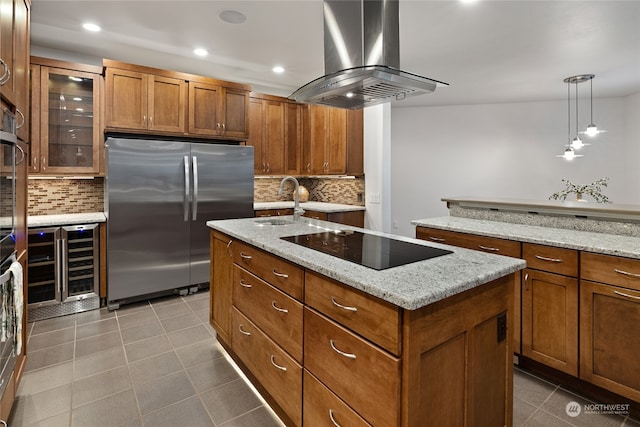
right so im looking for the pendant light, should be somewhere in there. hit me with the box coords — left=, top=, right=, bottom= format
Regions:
left=582, top=75, right=607, bottom=137
left=557, top=76, right=583, bottom=160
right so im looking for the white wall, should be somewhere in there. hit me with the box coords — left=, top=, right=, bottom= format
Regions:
left=389, top=94, right=639, bottom=237
left=364, top=104, right=392, bottom=233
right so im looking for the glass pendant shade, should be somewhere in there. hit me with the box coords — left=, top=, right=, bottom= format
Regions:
left=585, top=123, right=599, bottom=137
left=571, top=136, right=584, bottom=150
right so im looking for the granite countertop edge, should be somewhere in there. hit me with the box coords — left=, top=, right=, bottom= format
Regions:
left=208, top=217, right=525, bottom=311
left=29, top=212, right=107, bottom=227
left=412, top=217, right=640, bottom=260
left=254, top=201, right=366, bottom=213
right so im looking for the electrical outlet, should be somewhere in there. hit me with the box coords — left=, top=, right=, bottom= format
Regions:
left=369, top=192, right=381, bottom=204
left=393, top=220, right=399, bottom=229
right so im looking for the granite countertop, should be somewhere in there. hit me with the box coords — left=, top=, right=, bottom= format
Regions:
left=412, top=216, right=640, bottom=260
left=254, top=201, right=365, bottom=213
left=207, top=217, right=525, bottom=311
left=29, top=212, right=107, bottom=227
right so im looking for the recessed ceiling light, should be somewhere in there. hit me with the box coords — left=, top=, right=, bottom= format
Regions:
left=272, top=66, right=285, bottom=74
left=219, top=10, right=247, bottom=24
left=82, top=23, right=101, bottom=32
left=194, top=48, right=208, bottom=57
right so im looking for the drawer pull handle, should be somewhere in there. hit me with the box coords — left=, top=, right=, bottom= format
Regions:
left=270, top=355, right=287, bottom=371
left=272, top=269, right=289, bottom=279
left=238, top=325, right=251, bottom=336
left=271, top=301, right=289, bottom=313
left=479, top=245, right=500, bottom=252
left=331, top=296, right=358, bottom=312
left=239, top=279, right=252, bottom=289
left=534, top=255, right=563, bottom=263
left=330, top=339, right=356, bottom=360
left=614, top=290, right=640, bottom=300
left=329, top=409, right=342, bottom=427
left=225, top=240, right=233, bottom=257
left=523, top=273, right=529, bottom=291
left=429, top=236, right=446, bottom=242
left=615, top=269, right=640, bottom=279
left=239, top=252, right=252, bottom=260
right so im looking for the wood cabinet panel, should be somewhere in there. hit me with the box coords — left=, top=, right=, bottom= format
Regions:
left=105, top=67, right=148, bottom=130
left=231, top=239, right=304, bottom=300
left=581, top=252, right=640, bottom=292
left=221, top=87, right=249, bottom=139
left=232, top=307, right=303, bottom=426
left=303, top=370, right=372, bottom=427
left=521, top=269, right=578, bottom=375
left=210, top=231, right=233, bottom=345
left=233, top=265, right=303, bottom=362
left=284, top=102, right=302, bottom=175
left=304, top=307, right=401, bottom=427
left=416, top=226, right=521, bottom=258
left=254, top=209, right=293, bottom=218
left=523, top=243, right=578, bottom=277
left=13, top=0, right=29, bottom=142
left=305, top=271, right=401, bottom=356
left=264, top=100, right=284, bottom=173
left=302, top=105, right=348, bottom=175
left=580, top=280, right=640, bottom=401
left=346, top=109, right=364, bottom=176
left=187, top=81, right=220, bottom=136
left=147, top=75, right=186, bottom=133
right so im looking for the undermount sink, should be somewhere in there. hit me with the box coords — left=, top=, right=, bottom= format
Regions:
left=254, top=218, right=295, bottom=226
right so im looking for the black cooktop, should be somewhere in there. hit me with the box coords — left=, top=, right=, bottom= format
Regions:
left=281, top=230, right=453, bottom=270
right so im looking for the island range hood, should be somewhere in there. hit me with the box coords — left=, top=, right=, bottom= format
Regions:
left=290, top=0, right=448, bottom=110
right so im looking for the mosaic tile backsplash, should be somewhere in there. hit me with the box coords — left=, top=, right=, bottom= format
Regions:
left=28, top=176, right=365, bottom=215
left=28, top=178, right=104, bottom=215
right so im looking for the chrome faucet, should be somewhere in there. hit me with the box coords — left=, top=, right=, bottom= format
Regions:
left=278, top=176, right=305, bottom=221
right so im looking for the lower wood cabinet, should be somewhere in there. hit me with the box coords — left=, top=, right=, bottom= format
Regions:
left=521, top=268, right=578, bottom=376
left=210, top=231, right=234, bottom=345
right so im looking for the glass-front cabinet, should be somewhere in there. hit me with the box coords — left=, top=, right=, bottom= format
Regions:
left=30, top=58, right=102, bottom=175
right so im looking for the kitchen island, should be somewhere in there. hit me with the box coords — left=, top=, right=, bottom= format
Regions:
left=207, top=217, right=525, bottom=427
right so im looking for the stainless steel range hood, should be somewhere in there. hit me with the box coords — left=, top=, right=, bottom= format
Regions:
left=290, top=0, right=447, bottom=110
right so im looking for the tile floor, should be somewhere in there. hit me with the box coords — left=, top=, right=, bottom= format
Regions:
left=9, top=290, right=640, bottom=427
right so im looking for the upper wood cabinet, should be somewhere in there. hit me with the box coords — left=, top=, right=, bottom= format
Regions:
left=30, top=57, right=102, bottom=175
left=284, top=102, right=302, bottom=175
left=104, top=60, right=250, bottom=141
left=0, top=0, right=30, bottom=142
left=302, top=105, right=347, bottom=175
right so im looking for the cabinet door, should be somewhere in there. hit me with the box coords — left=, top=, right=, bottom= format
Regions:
left=188, top=81, right=221, bottom=136
left=580, top=280, right=640, bottom=402
left=105, top=68, right=148, bottom=130
left=0, top=0, right=15, bottom=103
left=326, top=107, right=347, bottom=174
left=14, top=140, right=28, bottom=257
left=284, top=102, right=301, bottom=175
left=247, top=97, right=265, bottom=174
left=13, top=0, right=30, bottom=142
left=40, top=67, right=100, bottom=174
left=264, top=100, right=284, bottom=174
left=211, top=231, right=234, bottom=346
left=346, top=109, right=364, bottom=176
left=220, top=87, right=249, bottom=139
left=147, top=75, right=186, bottom=133
left=306, top=105, right=328, bottom=174
left=521, top=268, right=578, bottom=375
left=29, top=63, right=41, bottom=173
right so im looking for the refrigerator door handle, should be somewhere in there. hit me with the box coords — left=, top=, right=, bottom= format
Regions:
left=192, top=156, right=199, bottom=221
left=183, top=155, right=190, bottom=222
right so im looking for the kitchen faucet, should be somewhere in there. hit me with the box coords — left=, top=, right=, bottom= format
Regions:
left=278, top=176, right=305, bottom=222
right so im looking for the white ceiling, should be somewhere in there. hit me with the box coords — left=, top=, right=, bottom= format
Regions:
left=30, top=0, right=640, bottom=108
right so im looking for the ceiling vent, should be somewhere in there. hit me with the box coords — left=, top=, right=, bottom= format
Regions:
left=290, top=0, right=447, bottom=109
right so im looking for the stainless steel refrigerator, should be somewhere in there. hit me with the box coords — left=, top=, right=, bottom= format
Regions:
left=105, top=137, right=253, bottom=308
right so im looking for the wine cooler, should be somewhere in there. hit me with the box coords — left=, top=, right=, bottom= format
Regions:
left=28, top=223, right=100, bottom=321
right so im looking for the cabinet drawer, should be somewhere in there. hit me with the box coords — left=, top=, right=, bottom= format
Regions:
left=522, top=243, right=578, bottom=277
left=304, top=307, right=400, bottom=427
left=303, top=370, right=372, bottom=427
left=581, top=252, right=640, bottom=292
left=232, top=240, right=304, bottom=300
left=231, top=308, right=302, bottom=426
left=233, top=265, right=303, bottom=362
left=416, top=227, right=521, bottom=258
left=305, top=271, right=401, bottom=356
left=302, top=210, right=328, bottom=221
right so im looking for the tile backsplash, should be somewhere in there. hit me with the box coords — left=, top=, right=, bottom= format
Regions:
left=255, top=177, right=365, bottom=206
left=28, top=176, right=365, bottom=215
left=29, top=178, right=104, bottom=215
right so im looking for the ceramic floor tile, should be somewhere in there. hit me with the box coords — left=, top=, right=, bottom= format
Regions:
left=18, top=411, right=71, bottom=427
left=25, top=342, right=75, bottom=372
left=75, top=317, right=118, bottom=340
left=31, top=315, right=76, bottom=335
left=200, top=378, right=262, bottom=425
left=71, top=366, right=132, bottom=408
left=17, top=361, right=73, bottom=396
left=134, top=370, right=196, bottom=415
left=75, top=308, right=115, bottom=325
left=119, top=319, right=164, bottom=344
left=128, top=351, right=183, bottom=385
left=219, top=406, right=285, bottom=427
left=541, top=388, right=626, bottom=427
left=8, top=383, right=72, bottom=426
left=73, top=346, right=127, bottom=380
left=124, top=334, right=173, bottom=364
left=514, top=396, right=538, bottom=426
left=624, top=417, right=640, bottom=426
left=27, top=327, right=75, bottom=352
left=152, top=301, right=193, bottom=319
left=186, top=357, right=241, bottom=393
left=159, top=312, right=201, bottom=333
left=523, top=409, right=577, bottom=427
left=70, top=389, right=140, bottom=427
left=116, top=309, right=157, bottom=330
left=167, top=324, right=213, bottom=348
left=141, top=396, right=215, bottom=427
left=513, top=368, right=558, bottom=407
left=74, top=331, right=122, bottom=358
left=175, top=339, right=224, bottom=368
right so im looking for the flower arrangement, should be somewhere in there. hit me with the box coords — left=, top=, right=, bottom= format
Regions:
left=549, top=177, right=611, bottom=204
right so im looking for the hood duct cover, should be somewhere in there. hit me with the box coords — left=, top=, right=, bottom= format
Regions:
left=290, top=0, right=447, bottom=109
